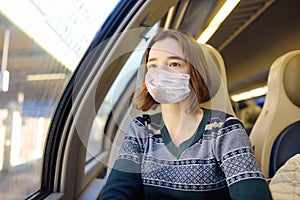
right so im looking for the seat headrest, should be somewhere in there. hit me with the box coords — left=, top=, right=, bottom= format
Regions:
left=201, top=44, right=222, bottom=101
left=199, top=44, right=235, bottom=116
left=283, top=54, right=300, bottom=107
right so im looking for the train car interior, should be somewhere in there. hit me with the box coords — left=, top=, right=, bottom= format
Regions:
left=250, top=50, right=300, bottom=178
left=0, top=0, right=300, bottom=199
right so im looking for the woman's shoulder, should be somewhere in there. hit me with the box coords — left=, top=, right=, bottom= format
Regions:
left=204, top=108, right=244, bottom=132
left=205, top=108, right=237, bottom=122
left=132, top=112, right=162, bottom=128
left=128, top=112, right=163, bottom=137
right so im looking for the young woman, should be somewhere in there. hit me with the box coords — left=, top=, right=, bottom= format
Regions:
left=101, top=30, right=273, bottom=200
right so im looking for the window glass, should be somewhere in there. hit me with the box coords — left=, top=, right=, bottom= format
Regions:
left=85, top=27, right=159, bottom=162
left=0, top=0, right=119, bottom=199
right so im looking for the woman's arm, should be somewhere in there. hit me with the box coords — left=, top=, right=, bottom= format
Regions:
left=229, top=178, right=272, bottom=200
left=101, top=160, right=144, bottom=200
left=101, top=119, right=147, bottom=200
left=214, top=117, right=273, bottom=200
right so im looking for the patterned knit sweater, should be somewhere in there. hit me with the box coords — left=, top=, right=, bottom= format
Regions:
left=101, top=109, right=273, bottom=200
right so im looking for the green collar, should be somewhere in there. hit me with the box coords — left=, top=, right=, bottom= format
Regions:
left=160, top=108, right=211, bottom=158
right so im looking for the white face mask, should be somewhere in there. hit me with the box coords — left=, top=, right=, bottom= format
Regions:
left=145, top=68, right=190, bottom=104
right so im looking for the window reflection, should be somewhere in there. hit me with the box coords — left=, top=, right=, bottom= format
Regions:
left=0, top=0, right=119, bottom=199
left=85, top=26, right=159, bottom=162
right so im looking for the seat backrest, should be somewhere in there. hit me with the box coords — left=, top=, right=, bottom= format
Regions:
left=269, top=121, right=300, bottom=177
left=249, top=49, right=300, bottom=178
left=200, top=44, right=235, bottom=116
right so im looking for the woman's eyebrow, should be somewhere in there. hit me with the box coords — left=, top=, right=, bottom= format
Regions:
left=167, top=56, right=185, bottom=61
left=147, top=57, right=157, bottom=62
left=148, top=56, right=185, bottom=62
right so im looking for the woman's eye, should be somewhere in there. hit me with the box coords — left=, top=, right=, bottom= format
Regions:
left=147, top=63, right=157, bottom=69
left=169, top=62, right=181, bottom=67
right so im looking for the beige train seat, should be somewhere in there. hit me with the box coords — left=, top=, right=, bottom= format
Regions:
left=249, top=50, right=300, bottom=178
left=200, top=44, right=235, bottom=116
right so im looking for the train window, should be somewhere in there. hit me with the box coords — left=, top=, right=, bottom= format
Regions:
left=0, top=0, right=118, bottom=199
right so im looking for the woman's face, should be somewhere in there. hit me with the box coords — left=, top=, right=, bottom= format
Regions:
left=146, top=37, right=189, bottom=74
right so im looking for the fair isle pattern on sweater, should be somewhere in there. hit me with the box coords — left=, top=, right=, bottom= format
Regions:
left=117, top=109, right=265, bottom=192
